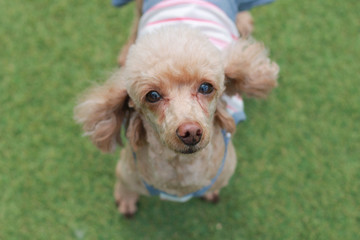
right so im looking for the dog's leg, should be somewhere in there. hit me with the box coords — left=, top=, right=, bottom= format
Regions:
left=117, top=0, right=143, bottom=66
left=117, top=17, right=139, bottom=66
left=113, top=149, right=141, bottom=218
left=114, top=179, right=139, bottom=218
left=202, top=190, right=220, bottom=204
left=236, top=11, right=254, bottom=38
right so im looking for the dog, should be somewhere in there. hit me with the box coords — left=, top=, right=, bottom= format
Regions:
left=74, top=0, right=279, bottom=217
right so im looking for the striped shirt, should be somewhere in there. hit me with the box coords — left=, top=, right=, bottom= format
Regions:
left=137, top=0, right=239, bottom=49
left=113, top=0, right=275, bottom=22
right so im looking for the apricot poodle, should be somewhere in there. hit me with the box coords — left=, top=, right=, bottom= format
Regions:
left=75, top=0, right=279, bottom=217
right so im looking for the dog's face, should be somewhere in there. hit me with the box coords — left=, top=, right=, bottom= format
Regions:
left=129, top=63, right=223, bottom=154
left=125, top=26, right=225, bottom=153
left=74, top=26, right=278, bottom=154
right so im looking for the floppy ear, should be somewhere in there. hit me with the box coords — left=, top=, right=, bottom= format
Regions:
left=215, top=100, right=236, bottom=134
left=126, top=111, right=146, bottom=151
left=223, top=38, right=279, bottom=98
left=74, top=71, right=130, bottom=153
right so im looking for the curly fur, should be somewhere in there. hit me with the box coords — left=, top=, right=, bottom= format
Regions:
left=224, top=39, right=279, bottom=98
left=75, top=18, right=278, bottom=217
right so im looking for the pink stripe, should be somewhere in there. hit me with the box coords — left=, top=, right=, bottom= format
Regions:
left=148, top=0, right=221, bottom=13
left=208, top=37, right=230, bottom=48
left=147, top=17, right=225, bottom=28
left=146, top=0, right=239, bottom=40
left=227, top=105, right=237, bottom=111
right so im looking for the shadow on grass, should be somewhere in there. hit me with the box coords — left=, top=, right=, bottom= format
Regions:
left=111, top=188, right=245, bottom=240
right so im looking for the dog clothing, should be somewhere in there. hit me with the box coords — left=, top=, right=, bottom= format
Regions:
left=113, top=0, right=273, bottom=49
left=113, top=0, right=274, bottom=22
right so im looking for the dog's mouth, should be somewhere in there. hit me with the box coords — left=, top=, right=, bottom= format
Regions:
left=178, top=146, right=200, bottom=154
left=159, top=122, right=210, bottom=155
left=172, top=142, right=207, bottom=154
left=162, top=135, right=207, bottom=155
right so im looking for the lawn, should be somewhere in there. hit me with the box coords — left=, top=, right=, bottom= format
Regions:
left=1, top=0, right=359, bottom=239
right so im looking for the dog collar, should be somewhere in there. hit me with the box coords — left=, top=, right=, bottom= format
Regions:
left=132, top=130, right=231, bottom=202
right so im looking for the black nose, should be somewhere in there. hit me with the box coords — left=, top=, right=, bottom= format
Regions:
left=176, top=122, right=203, bottom=146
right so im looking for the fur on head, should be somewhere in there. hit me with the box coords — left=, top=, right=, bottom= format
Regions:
left=74, top=25, right=278, bottom=153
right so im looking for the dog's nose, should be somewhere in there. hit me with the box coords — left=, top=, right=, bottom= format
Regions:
left=176, top=122, right=203, bottom=146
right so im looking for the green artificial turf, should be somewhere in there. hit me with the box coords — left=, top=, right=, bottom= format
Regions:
left=1, top=0, right=359, bottom=239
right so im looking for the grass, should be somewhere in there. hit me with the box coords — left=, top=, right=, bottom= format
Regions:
left=1, top=0, right=359, bottom=239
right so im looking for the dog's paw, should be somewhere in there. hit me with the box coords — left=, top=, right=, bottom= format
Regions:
left=202, top=191, right=220, bottom=204
left=115, top=196, right=139, bottom=218
left=236, top=11, right=254, bottom=38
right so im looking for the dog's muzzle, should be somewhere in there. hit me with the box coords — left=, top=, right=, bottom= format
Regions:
left=176, top=122, right=203, bottom=146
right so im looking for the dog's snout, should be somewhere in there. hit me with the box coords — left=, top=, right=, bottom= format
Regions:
left=176, top=122, right=203, bottom=146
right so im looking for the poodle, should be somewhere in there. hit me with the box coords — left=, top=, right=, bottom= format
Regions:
left=75, top=0, right=279, bottom=218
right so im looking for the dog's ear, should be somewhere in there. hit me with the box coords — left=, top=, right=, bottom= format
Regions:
left=223, top=39, right=279, bottom=98
left=74, top=71, right=131, bottom=153
left=126, top=111, right=146, bottom=151
left=215, top=101, right=236, bottom=134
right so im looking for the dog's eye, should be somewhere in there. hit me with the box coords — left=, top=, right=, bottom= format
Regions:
left=198, top=83, right=214, bottom=95
left=145, top=91, right=162, bottom=103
